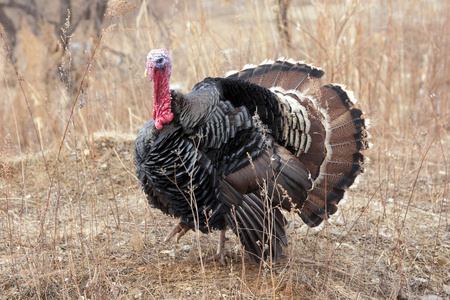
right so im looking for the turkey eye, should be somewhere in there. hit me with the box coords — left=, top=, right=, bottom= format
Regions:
left=156, top=58, right=164, bottom=64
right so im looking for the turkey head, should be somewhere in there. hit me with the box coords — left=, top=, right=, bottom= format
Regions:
left=145, top=48, right=174, bottom=130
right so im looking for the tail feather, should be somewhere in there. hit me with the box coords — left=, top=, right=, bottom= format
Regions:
left=300, top=195, right=338, bottom=227
left=302, top=192, right=338, bottom=217
left=326, top=154, right=364, bottom=176
left=227, top=58, right=324, bottom=93
left=310, top=185, right=345, bottom=206
left=319, top=173, right=356, bottom=190
left=330, top=132, right=368, bottom=155
left=277, top=62, right=323, bottom=92
left=329, top=109, right=365, bottom=142
left=316, top=84, right=356, bottom=119
left=300, top=206, right=324, bottom=227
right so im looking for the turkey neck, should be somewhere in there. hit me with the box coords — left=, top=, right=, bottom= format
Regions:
left=152, top=67, right=173, bottom=130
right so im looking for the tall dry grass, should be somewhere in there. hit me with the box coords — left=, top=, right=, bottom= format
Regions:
left=0, top=0, right=448, bottom=299
left=1, top=0, right=448, bottom=149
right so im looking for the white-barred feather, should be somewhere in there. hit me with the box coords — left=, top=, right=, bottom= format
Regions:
left=270, top=87, right=313, bottom=153
left=260, top=58, right=275, bottom=65
left=242, top=64, right=258, bottom=70
left=330, top=83, right=358, bottom=105
left=225, top=70, right=239, bottom=77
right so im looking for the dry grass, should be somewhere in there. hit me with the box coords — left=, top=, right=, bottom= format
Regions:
left=0, top=0, right=449, bottom=299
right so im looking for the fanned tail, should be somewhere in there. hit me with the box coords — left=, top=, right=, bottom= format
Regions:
left=227, top=59, right=368, bottom=227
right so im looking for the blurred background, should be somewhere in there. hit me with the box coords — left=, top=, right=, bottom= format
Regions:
left=1, top=0, right=447, bottom=151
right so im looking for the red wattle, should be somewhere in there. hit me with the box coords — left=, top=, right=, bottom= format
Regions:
left=152, top=67, right=172, bottom=130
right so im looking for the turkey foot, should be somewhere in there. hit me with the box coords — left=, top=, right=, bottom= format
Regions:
left=164, top=222, right=191, bottom=243
left=204, top=229, right=233, bottom=265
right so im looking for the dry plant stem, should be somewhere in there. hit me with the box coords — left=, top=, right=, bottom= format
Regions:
left=294, top=257, right=372, bottom=286
left=40, top=14, right=115, bottom=245
left=397, top=128, right=444, bottom=244
left=107, top=163, right=121, bottom=229
left=356, top=204, right=370, bottom=299
left=112, top=147, right=139, bottom=181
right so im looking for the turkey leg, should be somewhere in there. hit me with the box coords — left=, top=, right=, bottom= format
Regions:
left=164, top=222, right=191, bottom=243
left=205, top=229, right=233, bottom=265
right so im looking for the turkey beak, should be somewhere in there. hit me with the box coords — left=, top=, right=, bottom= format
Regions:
left=144, top=68, right=148, bottom=78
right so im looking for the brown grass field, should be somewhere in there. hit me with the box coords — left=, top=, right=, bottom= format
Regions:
left=0, top=0, right=449, bottom=299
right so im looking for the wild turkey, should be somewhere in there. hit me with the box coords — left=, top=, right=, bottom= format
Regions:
left=134, top=48, right=368, bottom=263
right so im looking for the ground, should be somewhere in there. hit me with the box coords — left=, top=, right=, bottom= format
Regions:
left=1, top=130, right=448, bottom=299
